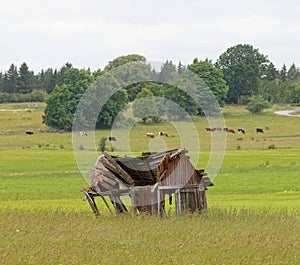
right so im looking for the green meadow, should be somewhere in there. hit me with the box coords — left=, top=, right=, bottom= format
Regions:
left=0, top=103, right=299, bottom=264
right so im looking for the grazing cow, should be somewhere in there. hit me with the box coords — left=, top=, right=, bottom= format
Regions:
left=256, top=128, right=264, bottom=133
left=109, top=136, right=117, bottom=141
left=146, top=132, right=155, bottom=138
left=158, top=131, right=169, bottom=137
left=25, top=131, right=34, bottom=135
left=227, top=128, right=235, bottom=134
left=205, top=127, right=216, bottom=132
left=80, top=131, right=88, bottom=136
left=238, top=128, right=246, bottom=134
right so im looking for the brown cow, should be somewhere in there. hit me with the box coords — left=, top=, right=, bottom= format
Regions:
left=226, top=128, right=235, bottom=133
left=205, top=127, right=216, bottom=132
left=146, top=132, right=155, bottom=138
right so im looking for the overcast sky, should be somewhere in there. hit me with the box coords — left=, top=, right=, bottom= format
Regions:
left=1, top=0, right=300, bottom=73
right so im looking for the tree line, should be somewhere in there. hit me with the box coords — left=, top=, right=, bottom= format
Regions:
left=1, top=44, right=300, bottom=130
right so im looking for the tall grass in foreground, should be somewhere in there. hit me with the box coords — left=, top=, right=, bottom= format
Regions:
left=0, top=208, right=299, bottom=265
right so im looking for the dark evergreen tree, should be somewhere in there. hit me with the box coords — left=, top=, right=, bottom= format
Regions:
left=263, top=62, right=278, bottom=81
left=56, top=62, right=73, bottom=85
left=0, top=72, right=3, bottom=92
left=287, top=63, right=299, bottom=81
left=177, top=61, right=185, bottom=75
left=279, top=64, right=287, bottom=82
left=158, top=60, right=178, bottom=83
left=2, top=64, right=18, bottom=93
left=17, top=62, right=35, bottom=94
left=36, top=68, right=58, bottom=93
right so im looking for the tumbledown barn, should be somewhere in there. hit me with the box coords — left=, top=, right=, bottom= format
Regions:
left=82, top=148, right=213, bottom=217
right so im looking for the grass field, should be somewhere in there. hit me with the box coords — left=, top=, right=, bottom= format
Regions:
left=0, top=102, right=299, bottom=264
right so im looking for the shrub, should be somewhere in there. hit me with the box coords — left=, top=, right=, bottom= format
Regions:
left=98, top=137, right=107, bottom=152
left=246, top=95, right=270, bottom=113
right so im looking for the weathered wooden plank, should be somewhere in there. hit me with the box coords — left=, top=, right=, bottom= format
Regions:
left=82, top=188, right=100, bottom=217
left=102, top=151, right=135, bottom=185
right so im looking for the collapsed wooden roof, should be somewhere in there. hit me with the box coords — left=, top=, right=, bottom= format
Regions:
left=89, top=148, right=212, bottom=190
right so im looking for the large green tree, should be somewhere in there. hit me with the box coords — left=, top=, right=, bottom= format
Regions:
left=257, top=79, right=281, bottom=103
left=96, top=89, right=129, bottom=128
left=132, top=87, right=158, bottom=124
left=43, top=68, right=94, bottom=130
left=63, top=68, right=94, bottom=114
left=104, top=54, right=146, bottom=72
left=103, top=54, right=152, bottom=105
left=43, top=84, right=73, bottom=130
left=188, top=60, right=229, bottom=107
left=73, top=72, right=129, bottom=129
left=216, top=44, right=269, bottom=104
left=163, top=84, right=198, bottom=119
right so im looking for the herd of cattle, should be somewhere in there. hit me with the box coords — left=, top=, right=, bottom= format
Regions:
left=26, top=128, right=265, bottom=140
left=145, top=128, right=264, bottom=138
left=205, top=127, right=264, bottom=134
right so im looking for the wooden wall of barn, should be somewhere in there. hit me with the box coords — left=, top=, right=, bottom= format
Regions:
left=160, top=155, right=201, bottom=187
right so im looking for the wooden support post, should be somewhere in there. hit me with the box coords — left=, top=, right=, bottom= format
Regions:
left=82, top=189, right=100, bottom=218
left=130, top=188, right=138, bottom=215
left=175, top=189, right=182, bottom=215
left=101, top=195, right=113, bottom=214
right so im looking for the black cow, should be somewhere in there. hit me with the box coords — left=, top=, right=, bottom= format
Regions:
left=256, top=128, right=264, bottom=133
left=158, top=131, right=169, bottom=137
left=109, top=136, right=117, bottom=141
left=238, top=128, right=246, bottom=134
left=25, top=131, right=34, bottom=135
